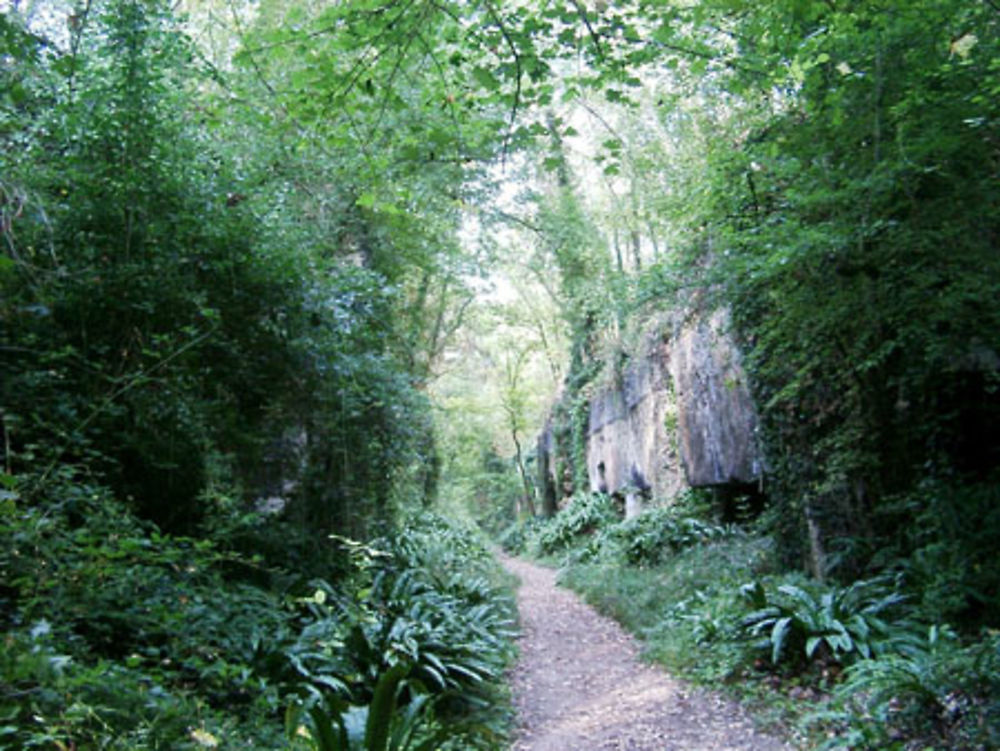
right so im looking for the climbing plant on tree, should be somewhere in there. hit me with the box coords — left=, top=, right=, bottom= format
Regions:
left=689, top=1, right=1000, bottom=596
left=0, top=0, right=449, bottom=540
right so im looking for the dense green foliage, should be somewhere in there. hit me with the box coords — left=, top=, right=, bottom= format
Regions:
left=739, top=577, right=908, bottom=665
left=285, top=517, right=517, bottom=751
left=0, top=1, right=518, bottom=747
left=819, top=627, right=1000, bottom=750
left=530, top=492, right=617, bottom=555
left=1, top=478, right=515, bottom=748
left=606, top=506, right=739, bottom=567
left=3, top=0, right=999, bottom=747
left=490, top=3, right=1000, bottom=744
left=508, top=0, right=1000, bottom=613
left=524, top=495, right=999, bottom=748
left=700, top=1, right=1000, bottom=597
left=1, top=0, right=437, bottom=541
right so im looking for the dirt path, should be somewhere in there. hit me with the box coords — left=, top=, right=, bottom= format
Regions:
left=499, top=554, right=793, bottom=751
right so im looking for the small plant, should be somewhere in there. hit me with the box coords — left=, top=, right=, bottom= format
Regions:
left=497, top=523, right=528, bottom=554
left=533, top=493, right=617, bottom=555
left=739, top=575, right=909, bottom=666
left=812, top=627, right=1000, bottom=750
left=605, top=506, right=739, bottom=567
left=286, top=516, right=517, bottom=750
left=287, top=663, right=449, bottom=751
left=496, top=517, right=548, bottom=555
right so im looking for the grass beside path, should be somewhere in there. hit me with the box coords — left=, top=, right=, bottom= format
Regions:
left=554, top=537, right=812, bottom=744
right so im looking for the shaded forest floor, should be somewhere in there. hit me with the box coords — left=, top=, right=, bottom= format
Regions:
left=499, top=553, right=793, bottom=751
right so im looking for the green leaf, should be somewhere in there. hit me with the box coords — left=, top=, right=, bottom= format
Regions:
left=741, top=580, right=768, bottom=609
left=309, top=705, right=346, bottom=751
left=471, top=66, right=500, bottom=91
left=366, top=663, right=410, bottom=750
left=770, top=616, right=792, bottom=663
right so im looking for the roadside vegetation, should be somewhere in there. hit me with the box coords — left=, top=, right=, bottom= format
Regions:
left=2, top=498, right=517, bottom=749
left=3, top=0, right=998, bottom=748
left=501, top=493, right=1000, bottom=750
left=1, top=2, right=519, bottom=747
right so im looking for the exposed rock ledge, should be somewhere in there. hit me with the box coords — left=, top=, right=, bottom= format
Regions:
left=543, top=307, right=763, bottom=514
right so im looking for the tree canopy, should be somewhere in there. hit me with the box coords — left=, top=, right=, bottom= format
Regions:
left=1, top=0, right=999, bottom=747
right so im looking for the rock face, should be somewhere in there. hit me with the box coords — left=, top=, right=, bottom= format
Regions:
left=669, top=308, right=762, bottom=487
left=547, top=307, right=763, bottom=510
left=586, top=336, right=687, bottom=506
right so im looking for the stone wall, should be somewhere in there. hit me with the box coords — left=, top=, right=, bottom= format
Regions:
left=669, top=307, right=763, bottom=487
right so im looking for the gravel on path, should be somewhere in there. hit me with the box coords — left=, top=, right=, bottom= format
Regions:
left=500, top=553, right=794, bottom=751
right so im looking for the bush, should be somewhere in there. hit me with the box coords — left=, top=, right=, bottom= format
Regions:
left=739, top=575, right=912, bottom=667
left=0, top=484, right=293, bottom=749
left=286, top=516, right=517, bottom=750
left=496, top=518, right=545, bottom=555
left=0, top=468, right=516, bottom=751
left=603, top=506, right=740, bottom=567
left=814, top=628, right=1000, bottom=750
left=533, top=493, right=618, bottom=555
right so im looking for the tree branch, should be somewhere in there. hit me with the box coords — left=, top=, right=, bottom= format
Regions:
left=412, top=29, right=467, bottom=156
left=484, top=1, right=522, bottom=164
left=568, top=0, right=605, bottom=62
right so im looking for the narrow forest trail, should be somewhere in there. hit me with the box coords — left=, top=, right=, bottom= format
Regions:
left=499, top=554, right=794, bottom=751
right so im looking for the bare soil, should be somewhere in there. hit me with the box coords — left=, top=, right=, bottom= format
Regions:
left=499, top=554, right=794, bottom=751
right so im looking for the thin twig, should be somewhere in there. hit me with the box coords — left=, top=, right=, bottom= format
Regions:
left=568, top=0, right=605, bottom=62
left=484, top=1, right=523, bottom=164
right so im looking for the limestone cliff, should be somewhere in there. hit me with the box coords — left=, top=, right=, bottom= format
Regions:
left=585, top=334, right=686, bottom=506
left=541, top=307, right=763, bottom=512
left=669, top=308, right=762, bottom=487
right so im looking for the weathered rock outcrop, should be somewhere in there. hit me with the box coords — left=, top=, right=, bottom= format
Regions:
left=585, top=335, right=686, bottom=506
left=669, top=308, right=762, bottom=487
left=541, top=307, right=762, bottom=513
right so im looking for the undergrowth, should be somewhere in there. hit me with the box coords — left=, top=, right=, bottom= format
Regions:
left=0, top=471, right=517, bottom=750
left=505, top=493, right=1000, bottom=750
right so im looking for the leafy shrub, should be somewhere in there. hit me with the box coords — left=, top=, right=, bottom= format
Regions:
left=0, top=619, right=287, bottom=750
left=603, top=506, right=740, bottom=567
left=496, top=518, right=546, bottom=555
left=739, top=575, right=911, bottom=666
left=286, top=516, right=517, bottom=750
left=813, top=628, right=1000, bottom=750
left=0, top=474, right=298, bottom=748
left=873, top=480, right=1000, bottom=630
left=1, top=469, right=516, bottom=750
left=533, top=493, right=618, bottom=555
left=287, top=663, right=448, bottom=751
left=496, top=522, right=527, bottom=554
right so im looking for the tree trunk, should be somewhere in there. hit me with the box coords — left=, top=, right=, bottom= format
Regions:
left=511, top=428, right=536, bottom=517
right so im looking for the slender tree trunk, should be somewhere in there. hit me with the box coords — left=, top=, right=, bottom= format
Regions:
left=511, top=427, right=536, bottom=517
left=612, top=228, right=624, bottom=273
left=647, top=222, right=660, bottom=259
